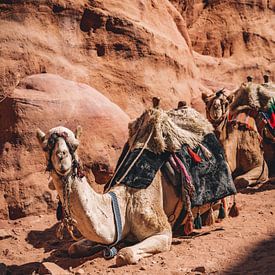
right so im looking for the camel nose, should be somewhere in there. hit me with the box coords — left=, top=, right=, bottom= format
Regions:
left=57, top=150, right=67, bottom=160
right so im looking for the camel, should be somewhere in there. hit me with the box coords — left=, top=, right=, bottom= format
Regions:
left=232, top=81, right=275, bottom=182
left=36, top=101, right=236, bottom=266
left=202, top=84, right=272, bottom=189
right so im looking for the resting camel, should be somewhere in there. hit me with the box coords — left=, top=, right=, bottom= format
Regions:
left=202, top=83, right=272, bottom=189
left=37, top=100, right=235, bottom=266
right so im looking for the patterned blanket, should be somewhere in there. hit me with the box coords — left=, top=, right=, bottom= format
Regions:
left=262, top=98, right=275, bottom=136
left=228, top=112, right=258, bottom=132
left=106, top=133, right=236, bottom=207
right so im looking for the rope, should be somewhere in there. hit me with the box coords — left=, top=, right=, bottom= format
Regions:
left=105, top=115, right=147, bottom=190
left=0, top=95, right=7, bottom=103
left=102, top=191, right=123, bottom=259
left=116, top=128, right=154, bottom=184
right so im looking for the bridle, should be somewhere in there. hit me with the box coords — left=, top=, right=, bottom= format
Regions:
left=206, top=90, right=231, bottom=138
left=44, top=132, right=83, bottom=178
left=44, top=131, right=84, bottom=241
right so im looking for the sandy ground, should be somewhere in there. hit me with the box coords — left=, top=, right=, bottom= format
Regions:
left=1, top=183, right=275, bottom=275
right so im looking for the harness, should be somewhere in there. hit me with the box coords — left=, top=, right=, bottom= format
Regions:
left=47, top=132, right=123, bottom=259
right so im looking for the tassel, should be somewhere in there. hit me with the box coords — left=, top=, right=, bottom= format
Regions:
left=205, top=206, right=215, bottom=226
left=56, top=222, right=64, bottom=240
left=183, top=214, right=194, bottom=235
left=194, top=212, right=202, bottom=229
left=229, top=202, right=240, bottom=217
left=218, top=202, right=226, bottom=219
left=56, top=200, right=64, bottom=221
left=221, top=198, right=228, bottom=218
left=187, top=147, right=202, bottom=163
left=199, top=144, right=212, bottom=159
left=172, top=153, right=192, bottom=183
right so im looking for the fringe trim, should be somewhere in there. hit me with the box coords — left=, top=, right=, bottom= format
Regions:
left=128, top=107, right=213, bottom=154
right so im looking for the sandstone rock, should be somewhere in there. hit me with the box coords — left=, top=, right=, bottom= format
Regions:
left=0, top=229, right=12, bottom=240
left=38, top=262, right=69, bottom=275
left=0, top=0, right=205, bottom=117
left=192, top=266, right=206, bottom=273
left=0, top=0, right=274, bottom=222
left=75, top=268, right=85, bottom=275
left=0, top=74, right=129, bottom=219
left=171, top=0, right=275, bottom=85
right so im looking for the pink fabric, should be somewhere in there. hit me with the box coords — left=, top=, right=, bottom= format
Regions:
left=172, top=153, right=192, bottom=184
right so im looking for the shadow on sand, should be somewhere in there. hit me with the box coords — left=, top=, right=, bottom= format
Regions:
left=7, top=223, right=103, bottom=275
left=224, top=235, right=275, bottom=274
left=239, top=181, right=275, bottom=195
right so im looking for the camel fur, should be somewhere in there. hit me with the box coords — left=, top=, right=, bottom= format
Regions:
left=202, top=88, right=269, bottom=189
left=128, top=106, right=213, bottom=154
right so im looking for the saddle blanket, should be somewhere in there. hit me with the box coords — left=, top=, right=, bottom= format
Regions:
left=106, top=133, right=236, bottom=207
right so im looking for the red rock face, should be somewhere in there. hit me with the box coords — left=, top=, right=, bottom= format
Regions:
left=171, top=0, right=275, bottom=86
left=0, top=1, right=274, bottom=219
left=0, top=0, right=207, bottom=117
left=0, top=74, right=129, bottom=219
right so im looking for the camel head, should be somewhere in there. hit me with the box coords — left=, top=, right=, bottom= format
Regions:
left=202, top=90, right=234, bottom=123
left=36, top=126, right=82, bottom=177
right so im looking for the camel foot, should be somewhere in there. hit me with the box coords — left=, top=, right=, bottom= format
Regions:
left=68, top=239, right=100, bottom=258
left=234, top=178, right=249, bottom=190
left=116, top=247, right=137, bottom=266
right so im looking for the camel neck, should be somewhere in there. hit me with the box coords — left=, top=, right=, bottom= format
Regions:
left=211, top=112, right=229, bottom=142
left=51, top=172, right=127, bottom=244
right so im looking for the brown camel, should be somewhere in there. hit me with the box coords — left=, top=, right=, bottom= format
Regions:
left=202, top=87, right=269, bottom=189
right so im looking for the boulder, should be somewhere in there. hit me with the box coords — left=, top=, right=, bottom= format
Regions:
left=0, top=73, right=129, bottom=219
left=0, top=0, right=206, bottom=116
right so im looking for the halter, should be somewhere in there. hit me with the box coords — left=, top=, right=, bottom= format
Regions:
left=45, top=132, right=84, bottom=241
left=207, top=90, right=229, bottom=126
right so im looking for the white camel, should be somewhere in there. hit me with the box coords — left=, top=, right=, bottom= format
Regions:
left=36, top=103, right=233, bottom=266
left=37, top=125, right=173, bottom=266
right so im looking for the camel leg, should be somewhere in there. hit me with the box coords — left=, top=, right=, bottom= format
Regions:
left=116, top=231, right=172, bottom=266
left=234, top=162, right=269, bottom=189
left=68, top=239, right=100, bottom=258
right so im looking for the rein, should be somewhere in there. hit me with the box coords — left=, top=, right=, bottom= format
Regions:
left=105, top=119, right=154, bottom=191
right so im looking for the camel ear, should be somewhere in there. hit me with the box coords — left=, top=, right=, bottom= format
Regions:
left=152, top=97, right=160, bottom=108
left=201, top=93, right=209, bottom=103
left=75, top=125, right=82, bottom=140
left=177, top=100, right=187, bottom=109
left=36, top=129, right=46, bottom=146
left=227, top=94, right=234, bottom=103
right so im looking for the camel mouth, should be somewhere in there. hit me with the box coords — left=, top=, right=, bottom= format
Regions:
left=56, top=164, right=71, bottom=176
